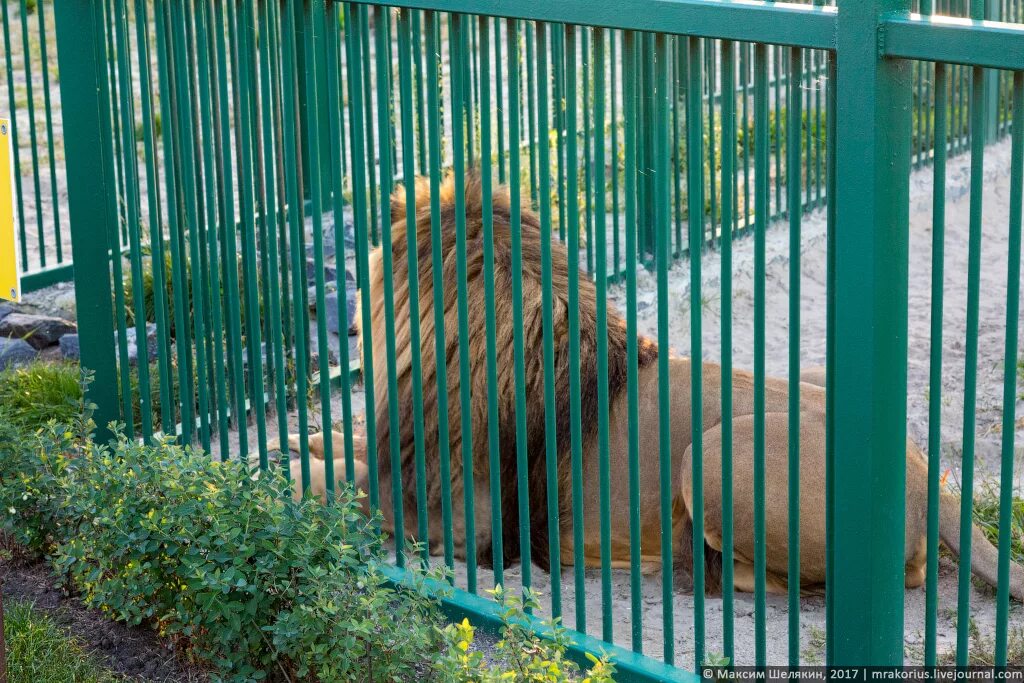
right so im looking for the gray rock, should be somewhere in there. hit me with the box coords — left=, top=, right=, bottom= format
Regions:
left=323, top=288, right=358, bottom=336
left=0, top=337, right=37, bottom=370
left=0, top=303, right=14, bottom=323
left=306, top=257, right=339, bottom=286
left=0, top=313, right=77, bottom=349
left=59, top=333, right=80, bottom=360
left=114, top=323, right=159, bottom=365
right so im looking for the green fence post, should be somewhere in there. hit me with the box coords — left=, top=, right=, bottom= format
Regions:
left=984, top=0, right=1000, bottom=142
left=52, top=0, right=120, bottom=442
left=830, top=0, right=913, bottom=663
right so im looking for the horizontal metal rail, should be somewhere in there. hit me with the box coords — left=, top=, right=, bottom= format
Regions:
left=882, top=14, right=1024, bottom=70
left=350, top=0, right=839, bottom=49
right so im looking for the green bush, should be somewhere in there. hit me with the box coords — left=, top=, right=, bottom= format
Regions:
left=0, top=392, right=621, bottom=681
left=1, top=417, right=448, bottom=682
left=436, top=587, right=615, bottom=682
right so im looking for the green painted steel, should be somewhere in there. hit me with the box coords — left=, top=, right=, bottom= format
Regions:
left=51, top=0, right=1024, bottom=675
left=925, top=60, right=949, bottom=668
left=564, top=22, right=587, bottom=635
left=623, top=29, right=644, bottom=654
left=832, top=0, right=913, bottom=664
left=994, top=71, right=1022, bottom=667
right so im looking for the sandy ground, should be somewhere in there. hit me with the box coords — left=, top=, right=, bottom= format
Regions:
left=211, top=136, right=1024, bottom=668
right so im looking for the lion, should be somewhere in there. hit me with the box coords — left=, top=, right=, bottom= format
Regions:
left=273, top=173, right=1023, bottom=600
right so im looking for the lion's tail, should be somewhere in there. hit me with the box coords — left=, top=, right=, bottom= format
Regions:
left=939, top=491, right=1024, bottom=601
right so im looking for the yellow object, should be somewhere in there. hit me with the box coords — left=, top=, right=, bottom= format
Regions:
left=0, top=117, right=19, bottom=302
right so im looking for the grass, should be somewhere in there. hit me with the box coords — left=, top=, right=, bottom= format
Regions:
left=0, top=360, right=83, bottom=430
left=4, top=600, right=124, bottom=683
left=936, top=617, right=1024, bottom=666
left=971, top=481, right=1024, bottom=567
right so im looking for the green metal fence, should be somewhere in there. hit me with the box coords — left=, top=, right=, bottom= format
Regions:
left=1, top=0, right=68, bottom=290
left=49, top=0, right=1023, bottom=677
left=7, top=0, right=1018, bottom=289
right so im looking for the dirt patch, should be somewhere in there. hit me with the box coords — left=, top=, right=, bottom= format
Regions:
left=0, top=555, right=207, bottom=682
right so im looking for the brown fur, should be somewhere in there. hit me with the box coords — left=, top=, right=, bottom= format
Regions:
left=366, top=172, right=657, bottom=570
left=287, top=176, right=1023, bottom=602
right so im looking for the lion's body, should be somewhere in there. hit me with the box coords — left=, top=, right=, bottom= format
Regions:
left=278, top=174, right=1022, bottom=601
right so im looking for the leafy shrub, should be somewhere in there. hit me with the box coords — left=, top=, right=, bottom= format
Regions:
left=1, top=417, right=447, bottom=682
left=436, top=586, right=615, bottom=682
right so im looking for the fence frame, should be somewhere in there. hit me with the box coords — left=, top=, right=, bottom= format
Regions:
left=51, top=0, right=1024, bottom=677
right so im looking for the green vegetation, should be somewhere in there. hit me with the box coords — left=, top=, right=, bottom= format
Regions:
left=3, top=600, right=124, bottom=683
left=938, top=618, right=1024, bottom=666
left=0, top=377, right=616, bottom=682
left=436, top=587, right=614, bottom=682
left=0, top=360, right=83, bottom=430
left=972, top=481, right=1024, bottom=567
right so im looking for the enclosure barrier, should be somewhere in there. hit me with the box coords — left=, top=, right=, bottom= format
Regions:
left=51, top=0, right=1022, bottom=677
left=4, top=0, right=1019, bottom=289
left=1, top=0, right=68, bottom=289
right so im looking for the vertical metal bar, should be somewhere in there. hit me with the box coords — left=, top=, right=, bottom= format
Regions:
left=956, top=5, right=988, bottom=654
left=494, top=17, right=506, bottom=185
left=526, top=22, right=538, bottom=205
left=506, top=17, right=533, bottom=597
left=685, top=34, right=706, bottom=670
left=450, top=12, right=475, bottom=590
left=171, top=0, right=210, bottom=450
left=134, top=0, right=174, bottom=438
left=707, top=39, right=717, bottom=243
left=213, top=0, right=247, bottom=455
left=924, top=61, right=948, bottom=669
left=655, top=30, right=674, bottom=667
left=994, top=72, right=1022, bottom=666
left=623, top=28, right=643, bottom=655
left=583, top=28, right=594, bottom=271
left=424, top=9, right=454, bottom=571
left=256, top=0, right=287, bottom=462
left=564, top=22, right=587, bottom=635
left=831, top=0, right=913, bottom=661
left=235, top=0, right=267, bottom=461
left=396, top=7, right=429, bottom=561
left=786, top=45, right=803, bottom=668
left=283, top=0, right=310, bottom=481
left=302, top=0, right=335, bottom=491
left=824, top=47, right=838, bottom=668
left=36, top=0, right=61, bottom=262
left=610, top=31, right=620, bottom=279
left=535, top=20, right=562, bottom=619
left=111, top=0, right=152, bottom=439
left=593, top=26, right=613, bottom=644
left=719, top=37, right=737, bottom=665
left=374, top=4, right=403, bottom=563
left=478, top=15, right=504, bottom=586
left=20, top=0, right=45, bottom=268
left=53, top=0, right=120, bottom=441
left=753, top=42, right=769, bottom=667
left=326, top=0, right=355, bottom=484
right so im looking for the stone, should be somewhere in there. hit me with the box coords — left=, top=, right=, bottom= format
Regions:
left=0, top=303, right=13, bottom=323
left=0, top=337, right=37, bottom=370
left=0, top=312, right=77, bottom=349
left=59, top=333, right=80, bottom=360
left=323, top=288, right=358, bottom=336
left=306, top=257, right=339, bottom=286
left=114, top=323, right=159, bottom=365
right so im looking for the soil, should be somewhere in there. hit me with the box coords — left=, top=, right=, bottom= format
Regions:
left=0, top=554, right=208, bottom=682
